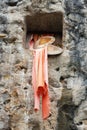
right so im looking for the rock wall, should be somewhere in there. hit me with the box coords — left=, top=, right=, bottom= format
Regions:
left=0, top=0, right=87, bottom=130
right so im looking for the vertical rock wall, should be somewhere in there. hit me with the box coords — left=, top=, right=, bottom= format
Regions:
left=56, top=0, right=87, bottom=130
left=0, top=0, right=87, bottom=130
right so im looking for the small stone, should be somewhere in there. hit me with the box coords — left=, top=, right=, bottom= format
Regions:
left=49, top=3, right=63, bottom=12
left=0, top=14, right=7, bottom=24
left=68, top=14, right=82, bottom=23
left=0, top=109, right=9, bottom=130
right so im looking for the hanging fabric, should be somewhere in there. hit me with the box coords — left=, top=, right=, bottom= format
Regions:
left=32, top=46, right=50, bottom=119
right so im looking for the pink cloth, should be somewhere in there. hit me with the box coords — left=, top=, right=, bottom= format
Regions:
left=32, top=47, right=50, bottom=119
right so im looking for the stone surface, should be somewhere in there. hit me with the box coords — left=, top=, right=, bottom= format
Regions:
left=0, top=0, right=87, bottom=130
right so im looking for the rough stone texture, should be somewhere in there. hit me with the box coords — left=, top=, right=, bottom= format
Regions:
left=0, top=0, right=87, bottom=130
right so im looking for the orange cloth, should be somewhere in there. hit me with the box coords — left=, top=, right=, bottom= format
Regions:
left=32, top=47, right=50, bottom=119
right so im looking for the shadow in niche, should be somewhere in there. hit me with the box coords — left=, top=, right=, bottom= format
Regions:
left=56, top=87, right=78, bottom=130
left=24, top=12, right=63, bottom=49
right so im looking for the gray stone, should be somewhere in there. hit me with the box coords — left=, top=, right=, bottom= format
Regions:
left=84, top=0, right=87, bottom=7
left=0, top=0, right=87, bottom=130
left=0, top=109, right=9, bottom=130
left=0, top=14, right=7, bottom=24
left=72, top=77, right=86, bottom=106
left=0, top=24, right=7, bottom=33
left=0, top=1, right=7, bottom=11
left=68, top=14, right=83, bottom=23
left=74, top=101, right=87, bottom=123
left=49, top=3, right=63, bottom=12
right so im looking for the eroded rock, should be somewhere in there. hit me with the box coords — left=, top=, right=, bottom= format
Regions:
left=0, top=0, right=87, bottom=130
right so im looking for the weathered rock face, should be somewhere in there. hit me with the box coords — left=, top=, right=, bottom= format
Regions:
left=0, top=0, right=87, bottom=130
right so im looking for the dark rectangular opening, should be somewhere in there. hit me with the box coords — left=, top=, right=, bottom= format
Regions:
left=24, top=12, right=63, bottom=49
